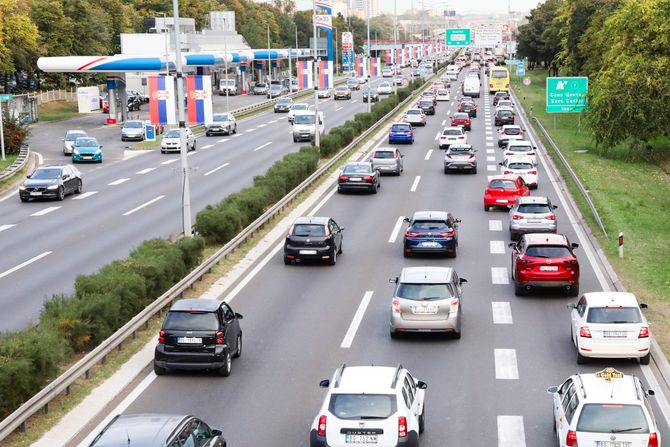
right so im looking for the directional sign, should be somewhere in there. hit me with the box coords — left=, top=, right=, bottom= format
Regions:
left=546, top=77, right=588, bottom=113
left=446, top=28, right=471, bottom=46
left=516, top=68, right=525, bottom=76
left=0, top=94, right=14, bottom=101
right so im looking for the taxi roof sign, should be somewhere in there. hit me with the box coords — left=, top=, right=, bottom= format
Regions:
left=595, top=367, right=624, bottom=382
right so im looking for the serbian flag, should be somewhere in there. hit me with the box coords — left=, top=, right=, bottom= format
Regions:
left=186, top=75, right=213, bottom=125
left=355, top=55, right=366, bottom=77
left=385, top=49, right=392, bottom=64
left=318, top=60, right=333, bottom=88
left=370, top=57, right=380, bottom=77
left=149, top=75, right=176, bottom=125
left=413, top=46, right=419, bottom=59
left=297, top=60, right=312, bottom=89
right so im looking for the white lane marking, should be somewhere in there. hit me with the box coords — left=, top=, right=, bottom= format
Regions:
left=217, top=138, right=229, bottom=143
left=450, top=101, right=454, bottom=106
left=424, top=149, right=433, bottom=160
left=486, top=131, right=493, bottom=136
left=336, top=106, right=344, bottom=111
left=0, top=224, right=15, bottom=233
left=257, top=124, right=266, bottom=128
left=495, top=349, right=519, bottom=380
left=410, top=176, right=421, bottom=192
left=108, top=178, right=130, bottom=186
left=204, top=162, right=230, bottom=176
left=253, top=141, right=273, bottom=152
left=487, top=156, right=496, bottom=162
left=136, top=168, right=155, bottom=175
left=485, top=120, right=492, bottom=124
left=497, top=415, right=526, bottom=446
left=434, top=132, right=440, bottom=141
left=487, top=165, right=497, bottom=171
left=388, top=216, right=405, bottom=243
left=122, top=195, right=165, bottom=216
left=447, top=110, right=451, bottom=115
left=351, top=99, right=358, bottom=103
left=232, top=133, right=241, bottom=137
left=160, top=159, right=179, bottom=165
left=35, top=151, right=44, bottom=166
left=268, top=120, right=277, bottom=124
left=487, top=149, right=495, bottom=154
left=486, top=136, right=494, bottom=141
left=31, top=206, right=60, bottom=217
left=490, top=241, right=506, bottom=254
left=492, top=267, right=509, bottom=284
left=73, top=191, right=98, bottom=200
left=0, top=251, right=52, bottom=279
left=341, top=291, right=374, bottom=348
left=441, top=119, right=446, bottom=126
left=201, top=144, right=214, bottom=149
left=492, top=302, right=513, bottom=324
left=245, top=128, right=256, bottom=133
left=489, top=220, right=503, bottom=231
left=486, top=142, right=495, bottom=147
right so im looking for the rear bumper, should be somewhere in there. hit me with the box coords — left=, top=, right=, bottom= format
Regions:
left=338, top=181, right=376, bottom=191
left=310, top=429, right=418, bottom=447
left=154, top=345, right=228, bottom=370
left=578, top=338, right=651, bottom=358
left=445, top=161, right=476, bottom=171
left=285, top=245, right=334, bottom=261
left=391, top=313, right=460, bottom=331
left=509, top=224, right=557, bottom=235
left=389, top=135, right=413, bottom=143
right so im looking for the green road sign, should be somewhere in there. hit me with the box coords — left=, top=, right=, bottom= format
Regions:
left=446, top=28, right=471, bottom=46
left=0, top=94, right=14, bottom=101
left=546, top=77, right=588, bottom=113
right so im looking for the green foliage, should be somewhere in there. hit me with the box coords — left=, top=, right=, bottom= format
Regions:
left=516, top=0, right=563, bottom=68
left=1, top=107, right=28, bottom=155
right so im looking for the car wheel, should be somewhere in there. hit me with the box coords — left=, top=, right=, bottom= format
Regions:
left=577, top=348, right=588, bottom=364
left=472, top=167, right=477, bottom=174
left=218, top=350, right=232, bottom=377
left=337, top=241, right=343, bottom=254
left=75, top=179, right=82, bottom=194
left=419, top=405, right=425, bottom=434
left=328, top=250, right=337, bottom=266
left=452, top=330, right=462, bottom=339
left=293, top=136, right=298, bottom=142
left=447, top=246, right=457, bottom=258
left=569, top=283, right=579, bottom=297
left=284, top=256, right=292, bottom=265
left=233, top=125, right=237, bottom=134
left=153, top=362, right=167, bottom=376
left=484, top=205, right=490, bottom=211
left=372, top=184, right=378, bottom=194
left=191, top=141, right=196, bottom=151
left=233, top=333, right=242, bottom=358
left=390, top=329, right=401, bottom=339
left=514, top=281, right=525, bottom=296
left=57, top=187, right=65, bottom=201
left=640, top=353, right=650, bottom=365
left=20, top=196, right=28, bottom=202
left=403, top=250, right=411, bottom=258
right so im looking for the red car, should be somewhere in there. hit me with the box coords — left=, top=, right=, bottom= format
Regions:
left=509, top=233, right=580, bottom=296
left=450, top=112, right=471, bottom=131
left=483, top=174, right=530, bottom=211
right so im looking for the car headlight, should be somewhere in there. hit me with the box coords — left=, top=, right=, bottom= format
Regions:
left=95, top=149, right=101, bottom=154
left=19, top=185, right=26, bottom=191
left=47, top=185, right=59, bottom=190
left=73, top=149, right=80, bottom=155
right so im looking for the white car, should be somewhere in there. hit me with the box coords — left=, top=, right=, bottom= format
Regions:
left=160, top=127, right=196, bottom=153
left=504, top=141, right=537, bottom=164
left=438, top=127, right=467, bottom=149
left=403, top=108, right=427, bottom=126
left=378, top=82, right=393, bottom=95
left=498, top=125, right=524, bottom=147
left=435, top=89, right=450, bottom=101
left=499, top=156, right=538, bottom=189
left=317, top=89, right=331, bottom=98
left=496, top=99, right=514, bottom=111
left=310, top=365, right=427, bottom=447
left=288, top=103, right=309, bottom=123
left=568, top=292, right=651, bottom=364
left=548, top=369, right=659, bottom=447
left=382, top=68, right=394, bottom=78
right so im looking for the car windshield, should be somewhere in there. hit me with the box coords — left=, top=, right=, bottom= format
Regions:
left=343, top=164, right=372, bottom=174
left=123, top=121, right=143, bottom=129
left=392, top=124, right=411, bottom=131
left=163, top=311, right=219, bottom=331
left=164, top=129, right=180, bottom=138
left=291, top=224, right=326, bottom=237
left=374, top=151, right=395, bottom=159
left=31, top=168, right=62, bottom=179
left=292, top=104, right=308, bottom=111
left=461, top=104, right=473, bottom=109
left=453, top=113, right=469, bottom=119
left=498, top=101, right=512, bottom=106
left=294, top=114, right=315, bottom=125
left=396, top=283, right=454, bottom=301
left=524, top=245, right=572, bottom=258
left=65, top=131, right=86, bottom=141
left=491, top=69, right=508, bottom=78
left=504, top=128, right=521, bottom=135
left=437, top=89, right=449, bottom=95
left=498, top=110, right=513, bottom=117
left=337, top=87, right=348, bottom=92
left=517, top=203, right=552, bottom=214
left=270, top=85, right=281, bottom=91
left=328, top=394, right=397, bottom=420
left=577, top=404, right=649, bottom=433
left=255, top=83, right=266, bottom=87
left=380, top=82, right=390, bottom=87
left=507, top=162, right=533, bottom=170
left=212, top=114, right=230, bottom=122
left=277, top=99, right=291, bottom=105
left=443, top=129, right=462, bottom=136
left=587, top=307, right=642, bottom=324
left=221, top=79, right=235, bottom=86
left=489, top=179, right=517, bottom=190
left=75, top=138, right=98, bottom=147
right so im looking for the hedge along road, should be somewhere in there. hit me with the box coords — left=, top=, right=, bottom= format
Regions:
left=0, top=72, right=407, bottom=332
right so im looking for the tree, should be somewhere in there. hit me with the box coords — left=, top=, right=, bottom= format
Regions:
left=516, top=0, right=562, bottom=68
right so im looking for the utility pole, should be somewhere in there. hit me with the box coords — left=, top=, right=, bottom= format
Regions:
left=334, top=26, right=338, bottom=76
left=313, top=1, right=320, bottom=148
left=267, top=23, right=271, bottom=83
left=223, top=18, right=230, bottom=112
left=393, top=0, right=398, bottom=95
left=367, top=0, right=371, bottom=113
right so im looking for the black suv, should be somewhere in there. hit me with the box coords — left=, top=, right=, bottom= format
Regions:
left=89, top=413, right=226, bottom=447
left=494, top=109, right=515, bottom=126
left=154, top=299, right=243, bottom=376
left=19, top=165, right=82, bottom=202
left=418, top=99, right=436, bottom=115
left=284, top=216, right=344, bottom=265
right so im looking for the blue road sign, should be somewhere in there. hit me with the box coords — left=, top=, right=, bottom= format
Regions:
left=516, top=68, right=525, bottom=76
left=145, top=124, right=156, bottom=141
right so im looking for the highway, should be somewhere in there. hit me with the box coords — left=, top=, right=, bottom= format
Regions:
left=74, top=70, right=670, bottom=446
left=0, top=75, right=395, bottom=331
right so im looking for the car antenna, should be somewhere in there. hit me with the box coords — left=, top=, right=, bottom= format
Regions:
left=127, top=429, right=131, bottom=445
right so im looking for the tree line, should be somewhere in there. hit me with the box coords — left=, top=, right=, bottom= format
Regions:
left=516, top=0, right=670, bottom=151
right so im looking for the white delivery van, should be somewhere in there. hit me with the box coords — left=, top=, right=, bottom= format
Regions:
left=219, top=78, right=237, bottom=96
left=292, top=110, right=325, bottom=143
left=463, top=77, right=481, bottom=98
left=447, top=65, right=460, bottom=77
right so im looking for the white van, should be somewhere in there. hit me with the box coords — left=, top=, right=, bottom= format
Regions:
left=447, top=65, right=460, bottom=76
left=292, top=110, right=324, bottom=142
left=463, top=77, right=480, bottom=98
left=219, top=78, right=236, bottom=96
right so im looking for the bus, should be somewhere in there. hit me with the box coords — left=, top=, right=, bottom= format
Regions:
left=489, top=66, right=510, bottom=94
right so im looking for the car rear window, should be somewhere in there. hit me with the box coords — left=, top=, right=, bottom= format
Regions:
left=163, top=311, right=219, bottom=331
left=491, top=69, right=508, bottom=78
left=587, top=307, right=642, bottom=324
left=374, top=151, right=395, bottom=159
left=524, top=245, right=572, bottom=258
left=292, top=224, right=326, bottom=237
left=489, top=180, right=517, bottom=190
left=517, top=204, right=552, bottom=214
left=396, top=283, right=454, bottom=301
left=406, top=110, right=421, bottom=115
left=509, top=145, right=531, bottom=152
left=343, top=164, right=372, bottom=174
left=329, top=394, right=397, bottom=420
left=123, top=121, right=143, bottom=128
left=453, top=113, right=469, bottom=119
left=443, top=129, right=462, bottom=136
left=507, top=162, right=533, bottom=170
left=504, top=128, right=521, bottom=135
left=498, top=110, right=513, bottom=117
left=577, top=404, right=649, bottom=433
left=412, top=220, right=449, bottom=230
left=392, top=124, right=411, bottom=130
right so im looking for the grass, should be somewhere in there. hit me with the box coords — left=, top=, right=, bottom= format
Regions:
left=511, top=70, right=670, bottom=350
left=37, top=100, right=79, bottom=122
left=0, top=154, right=18, bottom=170
left=0, top=156, right=30, bottom=194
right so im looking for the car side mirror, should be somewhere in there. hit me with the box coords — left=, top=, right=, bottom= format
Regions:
left=211, top=429, right=223, bottom=436
left=455, top=218, right=462, bottom=223
left=61, top=138, right=65, bottom=141
left=498, top=162, right=503, bottom=166
left=63, top=174, right=70, bottom=180
left=640, top=303, right=648, bottom=309
left=403, top=217, right=410, bottom=223
left=648, top=389, right=655, bottom=396
left=533, top=146, right=537, bottom=150
left=459, top=278, right=468, bottom=285
left=319, top=379, right=330, bottom=388
left=508, top=242, right=516, bottom=248
left=416, top=380, right=428, bottom=389
left=571, top=243, right=579, bottom=249
left=552, top=205, right=558, bottom=210
left=339, top=227, right=345, bottom=231
left=546, top=386, right=558, bottom=394
left=235, top=312, right=243, bottom=319
left=389, top=277, right=399, bottom=284
left=566, top=303, right=576, bottom=310
left=26, top=174, right=31, bottom=178
left=99, top=145, right=103, bottom=148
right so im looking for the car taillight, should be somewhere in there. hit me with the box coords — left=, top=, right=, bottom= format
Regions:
left=566, top=430, right=578, bottom=446
left=363, top=175, right=374, bottom=181
left=468, top=154, right=475, bottom=159
left=392, top=299, right=401, bottom=314
left=528, top=152, right=535, bottom=156
left=649, top=432, right=658, bottom=447
left=317, top=415, right=327, bottom=437
left=512, top=214, right=523, bottom=220
left=339, top=175, right=349, bottom=181
left=405, top=231, right=420, bottom=237
left=639, top=326, right=650, bottom=338
left=458, top=136, right=465, bottom=139
left=504, top=170, right=513, bottom=175
left=579, top=326, right=592, bottom=338
left=158, top=330, right=165, bottom=344
left=216, top=331, right=225, bottom=344
left=398, top=416, right=408, bottom=438
left=526, top=170, right=536, bottom=175
left=546, top=214, right=556, bottom=220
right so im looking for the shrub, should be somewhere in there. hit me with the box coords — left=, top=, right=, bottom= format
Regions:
left=128, top=239, right=188, bottom=298
left=227, top=187, right=269, bottom=223
left=175, top=235, right=205, bottom=269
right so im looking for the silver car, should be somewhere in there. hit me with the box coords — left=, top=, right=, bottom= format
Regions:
left=121, top=120, right=146, bottom=141
left=389, top=266, right=467, bottom=339
left=370, top=147, right=404, bottom=175
left=443, top=144, right=477, bottom=174
left=404, top=108, right=427, bottom=126
left=205, top=113, right=237, bottom=136
left=62, top=130, right=87, bottom=155
left=508, top=196, right=558, bottom=240
left=160, top=127, right=196, bottom=153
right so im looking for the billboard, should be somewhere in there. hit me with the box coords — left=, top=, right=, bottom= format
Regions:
left=342, top=32, right=354, bottom=70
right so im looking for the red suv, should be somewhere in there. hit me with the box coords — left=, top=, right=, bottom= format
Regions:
left=483, top=175, right=530, bottom=211
left=509, top=233, right=580, bottom=296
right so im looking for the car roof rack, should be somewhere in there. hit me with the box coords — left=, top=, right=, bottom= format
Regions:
left=391, top=364, right=404, bottom=388
left=334, top=363, right=347, bottom=388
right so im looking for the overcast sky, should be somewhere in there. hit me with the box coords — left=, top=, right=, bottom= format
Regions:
left=295, top=0, right=543, bottom=15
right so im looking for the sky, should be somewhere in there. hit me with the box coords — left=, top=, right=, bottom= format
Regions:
left=294, top=0, right=544, bottom=15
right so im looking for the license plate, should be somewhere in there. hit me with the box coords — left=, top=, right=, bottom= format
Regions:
left=345, top=434, right=378, bottom=444
left=177, top=337, right=202, bottom=344
left=349, top=177, right=362, bottom=182
left=527, top=219, right=541, bottom=223
left=299, top=250, right=317, bottom=255
left=595, top=442, right=631, bottom=447
left=412, top=305, right=439, bottom=314
left=496, top=199, right=508, bottom=204
left=540, top=266, right=558, bottom=271
left=30, top=191, right=42, bottom=196
left=604, top=331, right=627, bottom=338
left=420, top=242, right=442, bottom=248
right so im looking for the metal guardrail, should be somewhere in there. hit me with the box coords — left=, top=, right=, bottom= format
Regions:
left=0, top=145, right=30, bottom=183
left=0, top=67, right=443, bottom=442
left=530, top=116, right=608, bottom=238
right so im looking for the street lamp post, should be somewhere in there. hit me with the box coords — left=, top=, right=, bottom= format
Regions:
left=366, top=0, right=371, bottom=113
left=334, top=26, right=338, bottom=76
left=267, top=23, right=271, bottom=83
left=393, top=0, right=398, bottom=95
left=223, top=19, right=230, bottom=112
left=162, top=12, right=169, bottom=77
left=313, top=1, right=320, bottom=148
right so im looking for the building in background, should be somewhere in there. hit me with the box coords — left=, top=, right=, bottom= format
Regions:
left=348, top=0, right=379, bottom=19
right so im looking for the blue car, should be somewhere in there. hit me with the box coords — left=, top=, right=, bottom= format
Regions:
left=403, top=211, right=460, bottom=258
left=72, top=137, right=103, bottom=163
left=388, top=122, right=414, bottom=144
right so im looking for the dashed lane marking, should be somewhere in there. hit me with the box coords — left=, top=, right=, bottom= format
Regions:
left=204, top=162, right=230, bottom=176
left=492, top=302, right=513, bottom=324
left=497, top=416, right=526, bottom=447
left=30, top=206, right=60, bottom=217
left=388, top=216, right=405, bottom=244
left=494, top=349, right=519, bottom=380
left=491, top=267, right=509, bottom=284
left=108, top=178, right=130, bottom=185
left=490, top=240, right=506, bottom=254
left=410, top=176, right=421, bottom=192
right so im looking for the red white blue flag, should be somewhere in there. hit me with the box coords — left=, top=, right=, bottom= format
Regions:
left=148, top=75, right=176, bottom=125
left=186, top=75, right=213, bottom=125
left=297, top=61, right=312, bottom=89
left=370, top=57, right=380, bottom=77
left=319, top=60, right=333, bottom=88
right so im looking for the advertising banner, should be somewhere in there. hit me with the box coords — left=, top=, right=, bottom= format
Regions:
left=148, top=75, right=176, bottom=125
left=186, top=75, right=213, bottom=125
left=342, top=32, right=354, bottom=70
left=314, top=14, right=332, bottom=30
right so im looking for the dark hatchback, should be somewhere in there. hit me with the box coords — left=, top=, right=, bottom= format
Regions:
left=274, top=97, right=293, bottom=113
left=458, top=101, right=477, bottom=117
left=337, top=162, right=381, bottom=194
left=418, top=99, right=436, bottom=115
left=154, top=299, right=243, bottom=377
left=362, top=88, right=379, bottom=102
left=19, top=165, right=82, bottom=202
left=403, top=211, right=461, bottom=258
left=89, top=413, right=226, bottom=447
left=284, top=216, right=344, bottom=265
left=495, top=109, right=515, bottom=126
